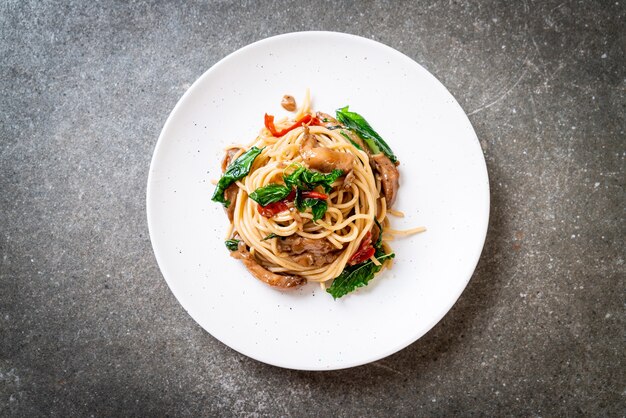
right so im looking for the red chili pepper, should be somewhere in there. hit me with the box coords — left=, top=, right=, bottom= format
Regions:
left=257, top=201, right=289, bottom=218
left=264, top=113, right=321, bottom=137
left=301, top=191, right=328, bottom=200
left=257, top=188, right=299, bottom=217
left=349, top=246, right=376, bottom=265
left=348, top=231, right=375, bottom=265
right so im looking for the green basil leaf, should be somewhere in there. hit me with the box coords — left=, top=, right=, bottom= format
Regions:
left=212, top=147, right=264, bottom=206
left=300, top=168, right=343, bottom=192
left=326, top=252, right=395, bottom=299
left=311, top=200, right=328, bottom=221
left=283, top=165, right=306, bottom=190
left=225, top=239, right=240, bottom=251
left=293, top=189, right=312, bottom=212
left=283, top=165, right=343, bottom=193
left=335, top=106, right=397, bottom=163
left=294, top=193, right=327, bottom=222
left=248, top=184, right=291, bottom=206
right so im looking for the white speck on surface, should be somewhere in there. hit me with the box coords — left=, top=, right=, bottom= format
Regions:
left=571, top=235, right=576, bottom=239
left=594, top=182, right=600, bottom=188
left=605, top=313, right=612, bottom=319
left=520, top=293, right=527, bottom=298
left=601, top=53, right=607, bottom=59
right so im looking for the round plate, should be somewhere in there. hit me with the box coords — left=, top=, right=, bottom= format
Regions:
left=147, top=32, right=489, bottom=370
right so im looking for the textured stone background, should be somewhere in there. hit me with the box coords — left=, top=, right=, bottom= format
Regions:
left=1, top=0, right=624, bottom=416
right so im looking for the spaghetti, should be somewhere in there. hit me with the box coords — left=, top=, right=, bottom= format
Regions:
left=212, top=93, right=424, bottom=298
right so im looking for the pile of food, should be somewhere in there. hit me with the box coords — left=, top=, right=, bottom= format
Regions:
left=212, top=93, right=424, bottom=298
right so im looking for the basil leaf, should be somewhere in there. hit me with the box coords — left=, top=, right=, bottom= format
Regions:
left=212, top=147, right=264, bottom=206
left=292, top=190, right=327, bottom=221
left=249, top=184, right=291, bottom=206
left=293, top=188, right=311, bottom=212
left=284, top=165, right=343, bottom=193
left=225, top=239, right=240, bottom=251
left=310, top=200, right=328, bottom=221
left=261, top=233, right=278, bottom=241
left=284, top=165, right=306, bottom=190
left=326, top=252, right=395, bottom=299
left=335, top=106, right=397, bottom=163
left=300, top=168, right=343, bottom=192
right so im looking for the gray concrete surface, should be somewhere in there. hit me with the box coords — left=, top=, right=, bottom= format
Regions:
left=1, top=0, right=624, bottom=416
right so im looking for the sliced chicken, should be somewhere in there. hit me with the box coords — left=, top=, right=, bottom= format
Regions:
left=231, top=242, right=306, bottom=289
left=300, top=125, right=354, bottom=173
left=302, top=147, right=354, bottom=173
left=223, top=184, right=238, bottom=221
left=316, top=112, right=341, bottom=128
left=292, top=252, right=339, bottom=267
left=281, top=95, right=296, bottom=111
left=277, top=235, right=339, bottom=255
left=372, top=153, right=400, bottom=207
left=221, top=147, right=241, bottom=172
left=301, top=125, right=317, bottom=150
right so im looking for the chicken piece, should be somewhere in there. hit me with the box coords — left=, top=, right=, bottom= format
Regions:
left=223, top=184, right=238, bottom=222
left=281, top=95, right=297, bottom=111
left=372, top=153, right=400, bottom=207
left=300, top=126, right=354, bottom=173
left=302, top=147, right=354, bottom=173
left=221, top=147, right=241, bottom=172
left=301, top=125, right=317, bottom=150
left=231, top=242, right=306, bottom=289
left=316, top=112, right=341, bottom=128
left=277, top=235, right=339, bottom=255
left=292, top=252, right=339, bottom=267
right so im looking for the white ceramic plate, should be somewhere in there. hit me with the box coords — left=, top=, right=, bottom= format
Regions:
left=147, top=32, right=489, bottom=370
